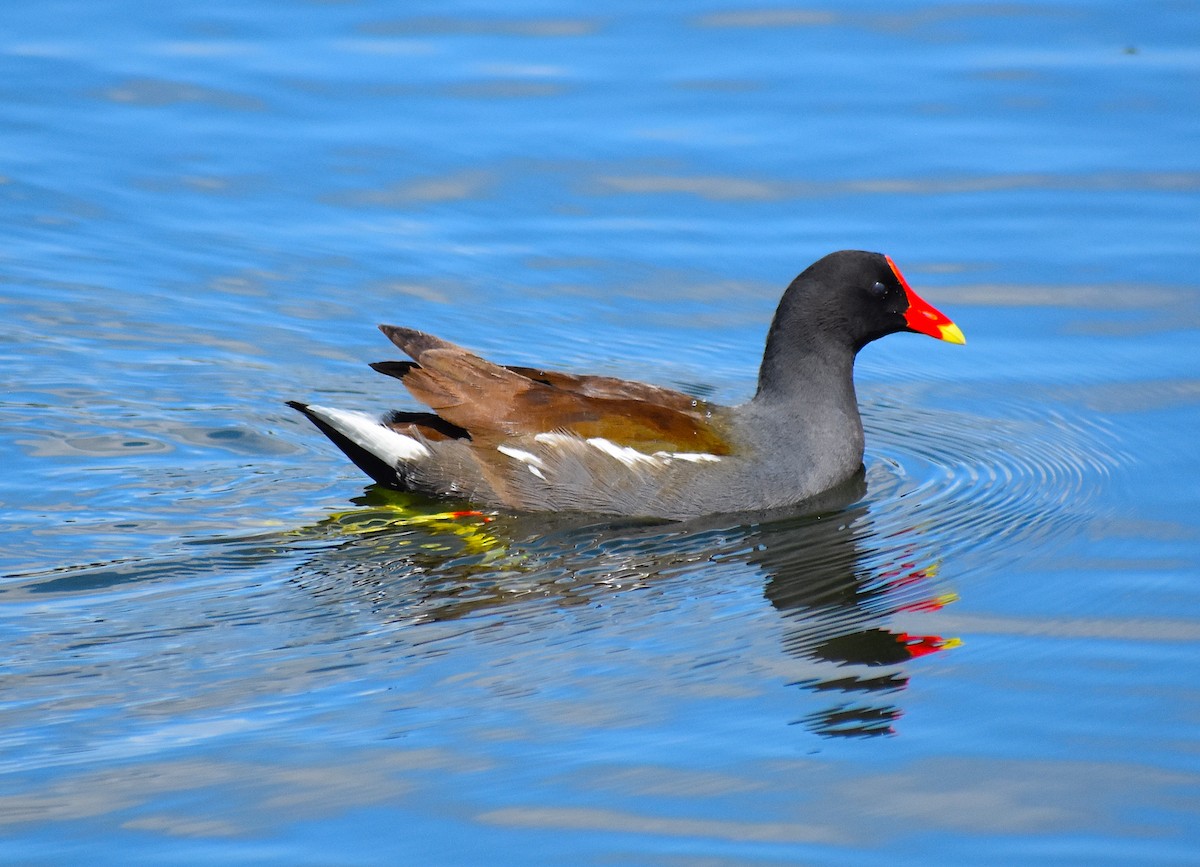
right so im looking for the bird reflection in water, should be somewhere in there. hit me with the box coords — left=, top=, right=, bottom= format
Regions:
left=303, top=473, right=957, bottom=739
left=748, top=477, right=959, bottom=737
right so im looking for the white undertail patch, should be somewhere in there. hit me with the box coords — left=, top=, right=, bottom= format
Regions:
left=305, top=405, right=431, bottom=464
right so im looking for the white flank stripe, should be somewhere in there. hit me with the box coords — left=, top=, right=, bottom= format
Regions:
left=497, top=445, right=548, bottom=480
left=661, top=452, right=722, bottom=463
left=497, top=445, right=544, bottom=468
left=305, top=405, right=431, bottom=463
left=533, top=432, right=575, bottom=447
left=586, top=437, right=666, bottom=468
left=531, top=431, right=721, bottom=468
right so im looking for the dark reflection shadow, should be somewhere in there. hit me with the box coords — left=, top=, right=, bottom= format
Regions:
left=748, top=493, right=956, bottom=738
left=297, top=471, right=956, bottom=738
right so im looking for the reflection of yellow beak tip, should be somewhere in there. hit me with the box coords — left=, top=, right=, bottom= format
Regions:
left=938, top=322, right=966, bottom=345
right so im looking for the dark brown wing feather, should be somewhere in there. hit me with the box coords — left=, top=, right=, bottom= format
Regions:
left=377, top=325, right=731, bottom=455
left=375, top=361, right=706, bottom=416
left=505, top=366, right=706, bottom=414
left=382, top=409, right=469, bottom=442
left=370, top=360, right=417, bottom=381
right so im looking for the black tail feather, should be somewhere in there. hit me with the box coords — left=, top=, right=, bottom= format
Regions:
left=369, top=360, right=417, bottom=380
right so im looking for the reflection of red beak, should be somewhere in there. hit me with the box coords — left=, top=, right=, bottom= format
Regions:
left=886, top=255, right=966, bottom=345
left=898, top=632, right=963, bottom=658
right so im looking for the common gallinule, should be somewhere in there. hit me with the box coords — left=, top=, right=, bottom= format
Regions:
left=288, top=250, right=963, bottom=518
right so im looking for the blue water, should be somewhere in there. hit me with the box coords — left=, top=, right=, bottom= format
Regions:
left=3, top=1, right=1199, bottom=863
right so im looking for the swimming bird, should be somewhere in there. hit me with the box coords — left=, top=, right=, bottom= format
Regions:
left=288, top=250, right=963, bottom=519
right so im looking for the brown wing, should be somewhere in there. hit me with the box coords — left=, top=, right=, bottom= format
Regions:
left=377, top=325, right=731, bottom=455
left=373, top=361, right=707, bottom=416
left=505, top=366, right=706, bottom=415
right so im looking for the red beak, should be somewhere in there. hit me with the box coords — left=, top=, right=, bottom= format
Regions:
left=887, top=256, right=965, bottom=345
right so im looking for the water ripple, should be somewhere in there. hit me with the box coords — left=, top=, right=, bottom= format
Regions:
left=0, top=392, right=1118, bottom=745
left=863, top=396, right=1120, bottom=570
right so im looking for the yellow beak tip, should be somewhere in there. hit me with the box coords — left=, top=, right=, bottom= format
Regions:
left=938, top=323, right=966, bottom=345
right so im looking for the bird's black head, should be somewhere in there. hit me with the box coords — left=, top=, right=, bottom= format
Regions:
left=756, top=250, right=963, bottom=396
left=775, top=250, right=963, bottom=350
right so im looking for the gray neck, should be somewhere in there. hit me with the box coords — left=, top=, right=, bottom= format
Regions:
left=754, top=333, right=856, bottom=405
left=741, top=337, right=865, bottom=494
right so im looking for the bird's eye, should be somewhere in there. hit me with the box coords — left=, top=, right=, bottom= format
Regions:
left=869, top=281, right=888, bottom=298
